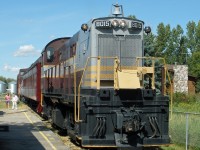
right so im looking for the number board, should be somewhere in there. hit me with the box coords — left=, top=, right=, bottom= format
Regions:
left=95, top=21, right=111, bottom=28
left=131, top=22, right=142, bottom=29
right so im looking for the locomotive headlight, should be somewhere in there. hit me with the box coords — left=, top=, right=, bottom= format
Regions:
left=111, top=20, right=119, bottom=28
left=119, top=20, right=127, bottom=28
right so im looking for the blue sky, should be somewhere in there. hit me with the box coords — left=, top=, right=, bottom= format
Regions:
left=0, top=0, right=200, bottom=79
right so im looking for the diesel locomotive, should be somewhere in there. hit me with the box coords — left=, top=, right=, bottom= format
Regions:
left=17, top=4, right=170, bottom=149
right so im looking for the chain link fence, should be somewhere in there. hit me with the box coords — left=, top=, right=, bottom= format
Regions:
left=170, top=111, right=200, bottom=150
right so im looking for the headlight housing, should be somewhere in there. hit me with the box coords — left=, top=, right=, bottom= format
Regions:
left=120, top=20, right=127, bottom=28
left=111, top=20, right=119, bottom=28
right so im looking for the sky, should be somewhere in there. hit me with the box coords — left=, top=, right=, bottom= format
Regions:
left=0, top=0, right=200, bottom=79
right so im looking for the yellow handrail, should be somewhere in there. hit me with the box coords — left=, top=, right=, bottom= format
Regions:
left=76, top=57, right=91, bottom=122
left=135, top=57, right=173, bottom=119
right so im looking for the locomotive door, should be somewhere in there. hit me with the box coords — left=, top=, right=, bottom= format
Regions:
left=47, top=69, right=50, bottom=92
left=44, top=70, right=49, bottom=93
left=49, top=68, right=53, bottom=92
left=63, top=65, right=71, bottom=95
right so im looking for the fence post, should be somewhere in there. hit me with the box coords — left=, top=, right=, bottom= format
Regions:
left=186, top=113, right=189, bottom=150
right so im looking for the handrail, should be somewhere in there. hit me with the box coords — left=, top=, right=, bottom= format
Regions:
left=135, top=57, right=173, bottom=119
left=40, top=93, right=44, bottom=106
left=76, top=57, right=91, bottom=122
left=73, top=56, right=78, bottom=122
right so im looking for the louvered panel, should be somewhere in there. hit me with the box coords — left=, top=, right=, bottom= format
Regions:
left=98, top=34, right=142, bottom=80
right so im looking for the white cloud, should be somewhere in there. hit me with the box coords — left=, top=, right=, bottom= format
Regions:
left=49, top=35, right=55, bottom=39
left=14, top=44, right=40, bottom=57
left=3, top=64, right=20, bottom=72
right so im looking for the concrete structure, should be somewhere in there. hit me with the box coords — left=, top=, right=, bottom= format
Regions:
left=173, top=65, right=188, bottom=93
left=167, top=65, right=189, bottom=93
left=0, top=81, right=6, bottom=93
left=8, top=81, right=17, bottom=94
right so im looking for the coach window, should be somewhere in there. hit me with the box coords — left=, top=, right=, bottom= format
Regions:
left=47, top=47, right=54, bottom=62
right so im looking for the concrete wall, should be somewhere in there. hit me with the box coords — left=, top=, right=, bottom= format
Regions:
left=173, top=65, right=188, bottom=93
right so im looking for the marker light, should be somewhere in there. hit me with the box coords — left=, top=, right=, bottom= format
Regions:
left=144, top=26, right=151, bottom=34
left=81, top=24, right=88, bottom=32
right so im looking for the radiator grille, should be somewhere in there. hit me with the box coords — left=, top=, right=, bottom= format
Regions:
left=98, top=34, right=142, bottom=79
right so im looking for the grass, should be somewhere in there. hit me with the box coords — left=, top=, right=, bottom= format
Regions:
left=169, top=113, right=200, bottom=149
left=172, top=93, right=200, bottom=112
left=161, top=144, right=187, bottom=150
left=161, top=93, right=200, bottom=150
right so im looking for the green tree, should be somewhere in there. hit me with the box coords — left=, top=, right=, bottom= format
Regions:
left=165, top=25, right=187, bottom=64
left=0, top=76, right=7, bottom=83
left=187, top=51, right=200, bottom=92
left=187, top=21, right=200, bottom=53
left=144, top=33, right=155, bottom=57
left=188, top=51, right=200, bottom=77
left=0, top=76, right=16, bottom=88
left=154, top=23, right=171, bottom=57
left=195, top=21, right=200, bottom=52
left=186, top=21, right=196, bottom=53
left=186, top=21, right=200, bottom=92
left=127, top=15, right=136, bottom=19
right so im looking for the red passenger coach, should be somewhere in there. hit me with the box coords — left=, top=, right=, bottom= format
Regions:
left=41, top=37, right=70, bottom=96
left=18, top=37, right=69, bottom=114
left=17, top=68, right=28, bottom=97
left=19, top=57, right=42, bottom=113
